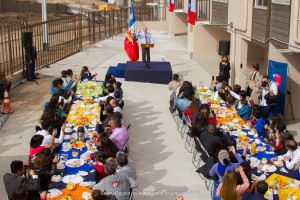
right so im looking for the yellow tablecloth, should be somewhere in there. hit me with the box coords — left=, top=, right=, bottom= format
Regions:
left=265, top=173, right=300, bottom=200
left=66, top=104, right=101, bottom=126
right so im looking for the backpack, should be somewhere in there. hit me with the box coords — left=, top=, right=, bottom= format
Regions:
left=169, top=92, right=177, bottom=113
left=264, top=82, right=281, bottom=105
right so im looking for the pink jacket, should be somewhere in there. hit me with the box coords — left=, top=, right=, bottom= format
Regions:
left=217, top=170, right=250, bottom=200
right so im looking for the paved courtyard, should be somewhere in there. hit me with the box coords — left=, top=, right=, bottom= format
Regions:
left=0, top=29, right=299, bottom=200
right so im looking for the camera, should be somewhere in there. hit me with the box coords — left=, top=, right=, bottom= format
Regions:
left=261, top=81, right=268, bottom=88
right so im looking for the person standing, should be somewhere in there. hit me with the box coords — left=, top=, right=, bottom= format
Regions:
left=137, top=27, right=153, bottom=69
left=25, top=43, right=37, bottom=81
left=260, top=75, right=278, bottom=119
left=219, top=55, right=231, bottom=85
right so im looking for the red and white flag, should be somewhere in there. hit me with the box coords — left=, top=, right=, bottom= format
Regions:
left=169, top=0, right=174, bottom=12
left=187, top=0, right=196, bottom=25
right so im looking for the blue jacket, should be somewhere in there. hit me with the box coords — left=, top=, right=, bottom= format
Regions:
left=255, top=117, right=266, bottom=138
left=237, top=105, right=251, bottom=120
left=242, top=192, right=279, bottom=200
left=51, top=79, right=74, bottom=95
left=81, top=73, right=95, bottom=81
left=175, top=95, right=191, bottom=112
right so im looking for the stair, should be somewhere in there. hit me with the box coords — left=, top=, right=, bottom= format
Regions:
left=107, top=63, right=126, bottom=78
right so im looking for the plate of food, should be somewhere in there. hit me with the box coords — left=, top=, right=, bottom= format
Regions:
left=65, top=159, right=85, bottom=168
left=232, top=118, right=241, bottom=123
left=71, top=141, right=86, bottom=149
left=256, top=146, right=267, bottom=152
left=62, top=175, right=84, bottom=184
left=64, top=128, right=73, bottom=133
left=51, top=175, right=62, bottom=182
left=248, top=131, right=255, bottom=136
left=274, top=160, right=284, bottom=167
left=47, top=189, right=63, bottom=198
left=251, top=173, right=266, bottom=181
left=261, top=164, right=277, bottom=172
left=239, top=135, right=250, bottom=142
left=250, top=157, right=260, bottom=168
left=80, top=181, right=96, bottom=188
left=82, top=192, right=92, bottom=199
left=77, top=171, right=88, bottom=176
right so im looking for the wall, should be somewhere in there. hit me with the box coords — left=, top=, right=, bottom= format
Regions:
left=288, top=0, right=300, bottom=52
left=268, top=43, right=300, bottom=120
left=142, top=21, right=169, bottom=32
left=169, top=12, right=188, bottom=36
left=193, top=25, right=230, bottom=60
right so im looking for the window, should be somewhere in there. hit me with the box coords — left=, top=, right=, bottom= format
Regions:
left=255, top=0, right=268, bottom=8
left=213, top=0, right=228, bottom=3
left=272, top=0, right=290, bottom=5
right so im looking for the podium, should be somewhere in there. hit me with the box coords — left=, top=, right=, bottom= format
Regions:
left=141, top=44, right=154, bottom=48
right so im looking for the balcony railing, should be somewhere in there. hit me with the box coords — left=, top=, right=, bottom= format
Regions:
left=196, top=0, right=210, bottom=21
left=175, top=0, right=184, bottom=10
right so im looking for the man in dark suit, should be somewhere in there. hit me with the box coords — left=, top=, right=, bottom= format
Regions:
left=25, top=43, right=37, bottom=81
left=3, top=160, right=40, bottom=199
left=242, top=180, right=279, bottom=200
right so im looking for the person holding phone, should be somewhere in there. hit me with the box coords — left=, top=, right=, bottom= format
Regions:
left=210, top=75, right=223, bottom=92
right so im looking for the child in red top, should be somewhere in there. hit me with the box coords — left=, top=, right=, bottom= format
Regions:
left=90, top=151, right=107, bottom=181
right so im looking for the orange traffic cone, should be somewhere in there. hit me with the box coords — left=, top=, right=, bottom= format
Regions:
left=1, top=89, right=14, bottom=114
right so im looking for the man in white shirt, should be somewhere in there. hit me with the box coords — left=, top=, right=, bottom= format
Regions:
left=98, top=85, right=115, bottom=102
left=36, top=120, right=65, bottom=147
left=271, top=139, right=300, bottom=170
left=110, top=98, right=123, bottom=115
left=260, top=75, right=278, bottom=119
left=137, top=27, right=153, bottom=69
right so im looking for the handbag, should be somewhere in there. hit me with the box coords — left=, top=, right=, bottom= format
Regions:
left=249, top=80, right=256, bottom=89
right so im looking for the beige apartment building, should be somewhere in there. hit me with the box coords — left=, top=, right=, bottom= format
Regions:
left=168, top=0, right=300, bottom=120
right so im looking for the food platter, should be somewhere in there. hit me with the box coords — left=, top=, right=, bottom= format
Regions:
left=65, top=159, right=85, bottom=168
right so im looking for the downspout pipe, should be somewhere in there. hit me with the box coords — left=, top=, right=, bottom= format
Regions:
left=293, top=0, right=300, bottom=43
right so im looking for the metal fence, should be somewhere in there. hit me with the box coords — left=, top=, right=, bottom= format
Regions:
left=0, top=6, right=166, bottom=76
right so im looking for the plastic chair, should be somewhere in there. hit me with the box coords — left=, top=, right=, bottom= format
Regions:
left=184, top=117, right=194, bottom=153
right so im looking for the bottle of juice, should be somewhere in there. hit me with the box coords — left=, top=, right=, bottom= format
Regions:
left=251, top=143, right=256, bottom=156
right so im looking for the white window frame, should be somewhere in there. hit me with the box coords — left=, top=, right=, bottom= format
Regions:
left=272, top=0, right=290, bottom=6
left=213, top=0, right=228, bottom=3
left=255, top=0, right=268, bottom=9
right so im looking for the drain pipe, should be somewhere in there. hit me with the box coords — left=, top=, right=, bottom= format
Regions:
left=293, top=0, right=300, bottom=43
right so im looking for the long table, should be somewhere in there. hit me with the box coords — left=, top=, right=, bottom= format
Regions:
left=48, top=81, right=105, bottom=199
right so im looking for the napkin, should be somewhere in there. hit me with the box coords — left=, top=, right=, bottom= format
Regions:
left=280, top=167, right=288, bottom=173
left=265, top=151, right=275, bottom=154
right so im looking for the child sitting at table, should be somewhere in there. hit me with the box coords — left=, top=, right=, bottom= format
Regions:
left=90, top=151, right=107, bottom=181
left=252, top=110, right=266, bottom=138
left=80, top=66, right=97, bottom=81
left=236, top=99, right=251, bottom=121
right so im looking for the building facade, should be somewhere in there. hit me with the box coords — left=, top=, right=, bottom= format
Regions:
left=168, top=0, right=300, bottom=120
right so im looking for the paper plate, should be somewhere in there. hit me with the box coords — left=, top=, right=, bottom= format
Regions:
left=62, top=174, right=84, bottom=184
left=65, top=159, right=85, bottom=168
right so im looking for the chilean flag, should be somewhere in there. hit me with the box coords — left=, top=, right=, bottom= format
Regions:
left=169, top=0, right=174, bottom=12
left=187, top=0, right=196, bottom=25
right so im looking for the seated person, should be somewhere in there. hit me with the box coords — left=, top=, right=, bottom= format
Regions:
left=30, top=154, right=58, bottom=191
left=199, top=122, right=223, bottom=158
left=36, top=120, right=64, bottom=147
left=92, top=132, right=119, bottom=159
left=236, top=99, right=251, bottom=120
left=107, top=115, right=128, bottom=151
left=229, top=90, right=249, bottom=110
left=92, top=189, right=115, bottom=200
left=28, top=133, right=56, bottom=164
left=209, top=148, right=243, bottom=180
left=104, top=73, right=116, bottom=87
left=3, top=160, right=40, bottom=200
left=116, top=151, right=137, bottom=180
left=113, top=81, right=123, bottom=97
left=11, top=186, right=47, bottom=200
left=0, top=72, right=13, bottom=100
left=183, top=98, right=200, bottom=122
left=110, top=98, right=123, bottom=116
left=92, top=162, right=137, bottom=200
left=251, top=110, right=266, bottom=138
left=80, top=66, right=97, bottom=81
left=168, top=74, right=182, bottom=93
left=191, top=108, right=209, bottom=138
left=217, top=167, right=250, bottom=200
left=176, top=89, right=192, bottom=113
left=114, top=91, right=124, bottom=109
left=242, top=180, right=279, bottom=200
left=209, top=76, right=223, bottom=92
left=39, top=108, right=66, bottom=134
left=99, top=85, right=115, bottom=101
left=89, top=152, right=107, bottom=181
left=101, top=105, right=114, bottom=130
left=50, top=77, right=77, bottom=95
left=271, top=139, right=300, bottom=170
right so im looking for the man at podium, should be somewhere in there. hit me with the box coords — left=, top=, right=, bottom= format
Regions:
left=137, top=27, right=153, bottom=69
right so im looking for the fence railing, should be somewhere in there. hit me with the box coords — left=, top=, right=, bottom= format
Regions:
left=196, top=0, right=210, bottom=21
left=0, top=6, right=165, bottom=76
